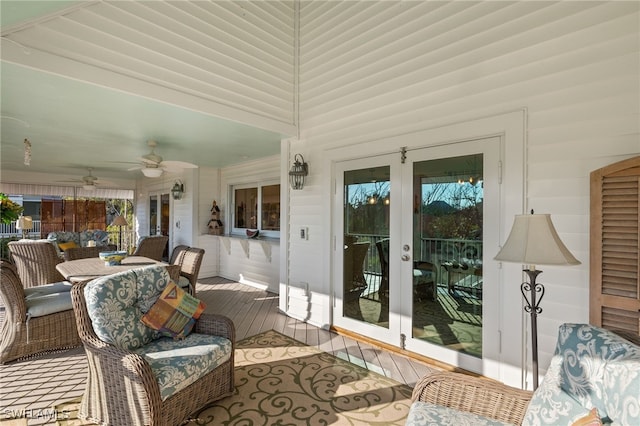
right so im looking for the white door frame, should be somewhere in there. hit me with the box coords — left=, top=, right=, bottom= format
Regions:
left=323, top=110, right=526, bottom=386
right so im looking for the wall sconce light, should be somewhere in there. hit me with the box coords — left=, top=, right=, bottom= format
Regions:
left=289, top=154, right=308, bottom=190
left=171, top=180, right=185, bottom=200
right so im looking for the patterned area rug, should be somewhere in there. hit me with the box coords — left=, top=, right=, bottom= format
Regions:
left=56, top=330, right=414, bottom=425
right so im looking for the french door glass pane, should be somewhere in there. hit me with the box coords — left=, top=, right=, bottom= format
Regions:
left=343, top=166, right=390, bottom=327
left=149, top=195, right=158, bottom=235
left=412, top=154, right=483, bottom=358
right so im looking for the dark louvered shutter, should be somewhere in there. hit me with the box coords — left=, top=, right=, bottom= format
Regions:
left=590, top=156, right=640, bottom=340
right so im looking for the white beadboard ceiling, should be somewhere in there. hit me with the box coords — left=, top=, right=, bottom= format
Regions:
left=0, top=0, right=296, bottom=187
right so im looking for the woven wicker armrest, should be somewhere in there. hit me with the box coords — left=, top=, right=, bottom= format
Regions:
left=411, top=372, right=533, bottom=425
left=195, top=313, right=236, bottom=343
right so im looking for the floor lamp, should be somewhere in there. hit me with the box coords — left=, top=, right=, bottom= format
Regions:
left=111, top=215, right=128, bottom=251
left=494, top=212, right=580, bottom=389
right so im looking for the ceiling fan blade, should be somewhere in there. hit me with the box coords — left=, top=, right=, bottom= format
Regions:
left=160, top=160, right=198, bottom=169
left=127, top=165, right=144, bottom=171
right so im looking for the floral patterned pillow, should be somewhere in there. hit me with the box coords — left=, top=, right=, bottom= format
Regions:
left=84, top=265, right=171, bottom=350
left=556, top=323, right=640, bottom=424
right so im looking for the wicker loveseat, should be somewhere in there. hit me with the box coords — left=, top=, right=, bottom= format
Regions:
left=47, top=230, right=110, bottom=253
left=407, top=323, right=640, bottom=425
left=71, top=265, right=235, bottom=426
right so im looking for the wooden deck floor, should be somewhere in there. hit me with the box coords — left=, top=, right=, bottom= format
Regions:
left=197, top=277, right=441, bottom=386
left=0, top=277, right=441, bottom=425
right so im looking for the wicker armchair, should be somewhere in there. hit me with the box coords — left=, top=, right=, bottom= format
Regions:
left=71, top=267, right=235, bottom=425
left=410, top=371, right=533, bottom=425
left=7, top=240, right=66, bottom=288
left=179, top=247, right=205, bottom=295
left=0, top=261, right=81, bottom=364
left=63, top=244, right=117, bottom=261
left=133, top=235, right=169, bottom=261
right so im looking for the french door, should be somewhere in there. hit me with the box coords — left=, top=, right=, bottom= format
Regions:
left=334, top=137, right=502, bottom=376
left=149, top=192, right=170, bottom=260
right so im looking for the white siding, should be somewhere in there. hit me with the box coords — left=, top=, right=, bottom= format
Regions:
left=291, top=0, right=640, bottom=387
left=197, top=167, right=221, bottom=278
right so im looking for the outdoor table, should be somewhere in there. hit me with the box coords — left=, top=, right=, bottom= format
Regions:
left=56, top=255, right=178, bottom=283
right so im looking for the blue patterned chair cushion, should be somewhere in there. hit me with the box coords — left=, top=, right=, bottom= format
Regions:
left=84, top=266, right=172, bottom=350
left=523, top=355, right=600, bottom=425
left=48, top=230, right=110, bottom=249
left=556, top=323, right=640, bottom=424
left=79, top=229, right=109, bottom=246
left=406, top=401, right=516, bottom=426
left=524, top=323, right=640, bottom=426
left=133, top=333, right=232, bottom=400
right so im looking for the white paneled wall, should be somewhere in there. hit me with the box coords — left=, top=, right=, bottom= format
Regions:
left=197, top=167, right=221, bottom=278
left=3, top=0, right=297, bottom=134
left=291, top=0, right=639, bottom=386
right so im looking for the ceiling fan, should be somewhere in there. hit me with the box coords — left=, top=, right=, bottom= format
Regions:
left=128, top=140, right=198, bottom=178
left=57, top=168, right=113, bottom=191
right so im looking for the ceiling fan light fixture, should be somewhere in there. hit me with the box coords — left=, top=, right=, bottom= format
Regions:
left=83, top=183, right=96, bottom=191
left=141, top=167, right=163, bottom=178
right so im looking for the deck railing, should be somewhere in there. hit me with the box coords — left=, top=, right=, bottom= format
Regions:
left=347, top=234, right=483, bottom=296
left=0, top=220, right=136, bottom=253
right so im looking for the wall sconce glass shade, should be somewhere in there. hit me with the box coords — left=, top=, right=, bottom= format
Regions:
left=171, top=180, right=185, bottom=200
left=289, top=154, right=308, bottom=190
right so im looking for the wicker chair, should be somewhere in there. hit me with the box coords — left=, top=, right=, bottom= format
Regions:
left=169, top=244, right=189, bottom=265
left=7, top=240, right=66, bottom=288
left=0, top=261, right=81, bottom=364
left=179, top=247, right=205, bottom=295
left=71, top=268, right=235, bottom=426
left=132, top=235, right=169, bottom=261
left=409, top=371, right=533, bottom=425
left=63, top=244, right=117, bottom=261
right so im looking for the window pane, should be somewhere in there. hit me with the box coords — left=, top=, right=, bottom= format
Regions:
left=235, top=188, right=257, bottom=229
left=261, top=184, right=280, bottom=231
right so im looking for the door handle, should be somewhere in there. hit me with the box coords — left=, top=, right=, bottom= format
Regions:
left=401, top=254, right=410, bottom=261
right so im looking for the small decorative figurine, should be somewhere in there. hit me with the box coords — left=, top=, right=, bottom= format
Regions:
left=207, top=201, right=223, bottom=235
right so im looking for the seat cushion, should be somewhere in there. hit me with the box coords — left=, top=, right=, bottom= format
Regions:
left=84, top=265, right=173, bottom=350
left=406, top=401, right=516, bottom=426
left=133, top=333, right=232, bottom=401
left=24, top=281, right=72, bottom=299
left=26, top=292, right=73, bottom=317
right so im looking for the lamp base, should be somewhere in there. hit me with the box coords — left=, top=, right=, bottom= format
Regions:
left=522, top=268, right=544, bottom=390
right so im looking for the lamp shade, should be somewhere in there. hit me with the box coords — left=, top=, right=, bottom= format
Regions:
left=111, top=215, right=128, bottom=227
left=494, top=214, right=580, bottom=266
left=16, top=216, right=33, bottom=230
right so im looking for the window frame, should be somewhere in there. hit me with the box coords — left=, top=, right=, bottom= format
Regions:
left=230, top=180, right=280, bottom=238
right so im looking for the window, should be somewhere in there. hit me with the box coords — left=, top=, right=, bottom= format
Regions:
left=232, top=183, right=280, bottom=237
